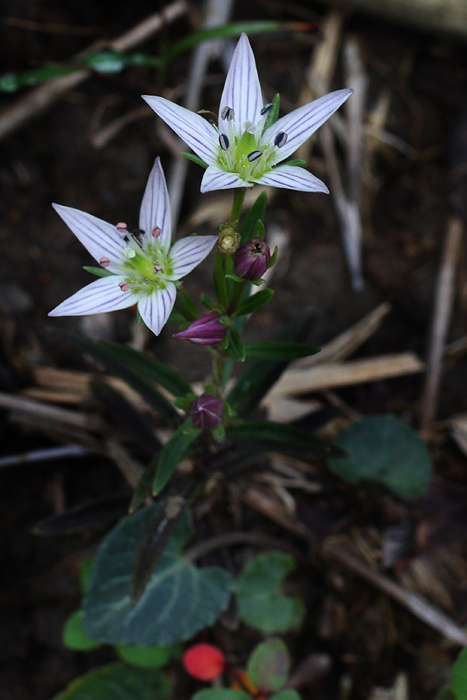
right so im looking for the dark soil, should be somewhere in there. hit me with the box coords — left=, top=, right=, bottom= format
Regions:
left=1, top=1, right=467, bottom=699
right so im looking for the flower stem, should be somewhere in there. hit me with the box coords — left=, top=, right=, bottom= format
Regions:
left=230, top=188, right=246, bottom=227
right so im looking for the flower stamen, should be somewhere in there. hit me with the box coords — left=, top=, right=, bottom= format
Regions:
left=221, top=106, right=234, bottom=121
left=118, top=282, right=130, bottom=292
left=219, top=134, right=229, bottom=151
left=99, top=257, right=110, bottom=267
left=274, top=132, right=288, bottom=148
left=260, top=103, right=273, bottom=115
left=247, top=150, right=262, bottom=162
left=116, top=222, right=128, bottom=233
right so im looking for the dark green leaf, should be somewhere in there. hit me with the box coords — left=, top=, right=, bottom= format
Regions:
left=244, top=342, right=320, bottom=361
left=226, top=421, right=340, bottom=458
left=116, top=642, right=181, bottom=669
left=83, top=503, right=233, bottom=646
left=451, top=648, right=467, bottom=700
left=328, top=414, right=433, bottom=498
left=224, top=325, right=245, bottom=362
left=247, top=638, right=290, bottom=693
left=182, top=152, right=208, bottom=169
left=237, top=551, right=305, bottom=633
left=62, top=610, right=101, bottom=651
left=152, top=420, right=201, bottom=496
left=193, top=691, right=251, bottom=700
left=51, top=663, right=170, bottom=700
left=239, top=191, right=267, bottom=244
left=235, top=289, right=274, bottom=317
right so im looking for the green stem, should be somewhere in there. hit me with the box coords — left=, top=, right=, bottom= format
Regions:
left=230, top=187, right=246, bottom=227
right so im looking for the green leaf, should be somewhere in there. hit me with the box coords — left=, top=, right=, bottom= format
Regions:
left=152, top=420, right=201, bottom=496
left=436, top=690, right=457, bottom=700
left=193, top=691, right=251, bottom=700
left=46, top=327, right=179, bottom=422
left=328, top=414, right=433, bottom=498
left=62, top=610, right=101, bottom=651
left=284, top=159, right=306, bottom=167
left=224, top=325, right=245, bottom=362
left=227, top=421, right=340, bottom=458
left=262, top=93, right=280, bottom=134
left=239, top=191, right=267, bottom=244
left=247, top=638, right=290, bottom=693
left=79, top=556, right=94, bottom=592
left=82, top=503, right=233, bottom=646
left=51, top=663, right=170, bottom=700
left=83, top=265, right=114, bottom=278
left=235, top=289, right=274, bottom=317
left=116, top=643, right=181, bottom=669
left=182, top=152, right=208, bottom=169
left=244, top=342, right=320, bottom=362
left=236, top=551, right=305, bottom=633
left=452, top=649, right=467, bottom=700
left=98, top=341, right=191, bottom=397
left=271, top=692, right=302, bottom=700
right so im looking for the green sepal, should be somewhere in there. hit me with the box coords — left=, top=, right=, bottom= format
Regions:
left=173, top=394, right=196, bottom=411
left=268, top=245, right=278, bottom=268
left=285, top=159, right=306, bottom=167
left=235, top=289, right=274, bottom=317
left=262, top=93, right=280, bottom=134
left=152, top=420, right=202, bottom=496
left=83, top=265, right=113, bottom=278
left=244, top=341, right=320, bottom=361
left=239, top=191, right=267, bottom=244
left=182, top=152, right=208, bottom=169
left=225, top=273, right=245, bottom=283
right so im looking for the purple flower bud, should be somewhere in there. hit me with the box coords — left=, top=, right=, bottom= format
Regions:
left=234, top=237, right=271, bottom=281
left=173, top=311, right=227, bottom=346
left=190, top=393, right=224, bottom=429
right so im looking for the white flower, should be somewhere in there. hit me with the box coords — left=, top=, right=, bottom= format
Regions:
left=142, top=33, right=353, bottom=194
left=49, top=157, right=217, bottom=335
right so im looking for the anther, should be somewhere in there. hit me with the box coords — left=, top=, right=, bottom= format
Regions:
left=219, top=134, right=229, bottom=151
left=274, top=132, right=288, bottom=148
left=119, top=282, right=130, bottom=292
left=152, top=226, right=162, bottom=238
left=260, top=103, right=273, bottom=116
left=247, top=150, right=262, bottom=162
left=99, top=257, right=110, bottom=268
left=116, top=222, right=128, bottom=233
left=153, top=264, right=162, bottom=273
left=221, top=106, right=234, bottom=121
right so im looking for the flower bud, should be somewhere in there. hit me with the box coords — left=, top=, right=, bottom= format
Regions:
left=173, top=311, right=227, bottom=346
left=218, top=224, right=241, bottom=254
left=182, top=643, right=226, bottom=681
left=234, top=237, right=270, bottom=280
left=189, top=393, right=224, bottom=430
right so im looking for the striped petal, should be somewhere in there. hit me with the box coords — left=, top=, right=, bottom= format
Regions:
left=142, top=95, right=219, bottom=165
left=219, top=33, right=263, bottom=132
left=201, top=164, right=249, bottom=193
left=137, top=284, right=177, bottom=336
left=139, top=156, right=172, bottom=253
left=52, top=204, right=126, bottom=273
left=253, top=165, right=329, bottom=193
left=48, top=275, right=135, bottom=316
left=262, top=88, right=353, bottom=163
left=168, top=235, right=217, bottom=280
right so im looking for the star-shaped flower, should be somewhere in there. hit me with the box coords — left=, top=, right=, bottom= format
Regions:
left=142, top=33, right=353, bottom=194
left=48, top=157, right=217, bottom=335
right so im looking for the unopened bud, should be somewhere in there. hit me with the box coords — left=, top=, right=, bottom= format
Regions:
left=234, top=237, right=271, bottom=280
left=173, top=311, right=227, bottom=346
left=189, top=393, right=224, bottom=430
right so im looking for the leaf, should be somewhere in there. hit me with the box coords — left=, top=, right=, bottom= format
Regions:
left=83, top=265, right=114, bottom=278
left=235, top=289, right=274, bottom=317
left=32, top=494, right=128, bottom=536
left=182, top=152, right=208, bottom=169
left=236, top=551, right=305, bottom=633
left=239, top=191, right=267, bottom=244
left=82, top=503, right=233, bottom=646
left=271, top=692, right=302, bottom=700
left=62, top=610, right=101, bottom=651
left=116, top=643, right=181, bottom=669
left=152, top=420, right=201, bottom=496
left=262, top=93, right=281, bottom=134
left=452, top=648, right=467, bottom=700
left=98, top=341, right=192, bottom=397
left=226, top=421, right=342, bottom=459
left=247, top=638, right=290, bottom=693
left=224, top=325, right=245, bottom=362
left=193, top=691, right=251, bottom=700
left=328, top=414, right=433, bottom=498
left=244, top=342, right=320, bottom=362
left=51, top=663, right=170, bottom=700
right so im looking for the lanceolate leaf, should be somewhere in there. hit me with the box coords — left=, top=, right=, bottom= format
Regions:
left=235, top=289, right=274, bottom=317
left=51, top=663, right=170, bottom=700
left=239, top=191, right=267, bottom=244
left=83, top=503, right=233, bottom=646
left=244, top=341, right=320, bottom=361
left=152, top=420, right=202, bottom=496
left=226, top=421, right=341, bottom=458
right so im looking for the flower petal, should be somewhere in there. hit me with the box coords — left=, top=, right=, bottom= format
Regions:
left=168, top=235, right=217, bottom=280
left=201, top=164, right=250, bottom=193
left=219, top=33, right=263, bottom=132
left=139, top=156, right=172, bottom=253
left=263, top=88, right=353, bottom=163
left=142, top=95, right=219, bottom=165
left=137, top=284, right=176, bottom=336
left=52, top=204, right=126, bottom=272
left=253, top=165, right=329, bottom=193
left=48, top=275, right=135, bottom=316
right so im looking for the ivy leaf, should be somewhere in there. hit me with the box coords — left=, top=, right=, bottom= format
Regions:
left=62, top=610, right=100, bottom=651
left=116, top=642, right=181, bottom=669
left=50, top=663, right=170, bottom=700
left=247, top=638, right=290, bottom=693
left=236, top=551, right=305, bottom=633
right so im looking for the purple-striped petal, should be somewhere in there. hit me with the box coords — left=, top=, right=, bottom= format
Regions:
left=139, top=157, right=172, bottom=253
left=253, top=165, right=329, bottom=193
left=137, top=284, right=176, bottom=336
left=262, top=88, right=353, bottom=163
left=219, top=33, right=263, bottom=131
left=52, top=204, right=126, bottom=272
left=48, top=275, right=135, bottom=317
left=142, top=95, right=219, bottom=165
left=168, top=236, right=217, bottom=280
left=201, top=165, right=249, bottom=193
